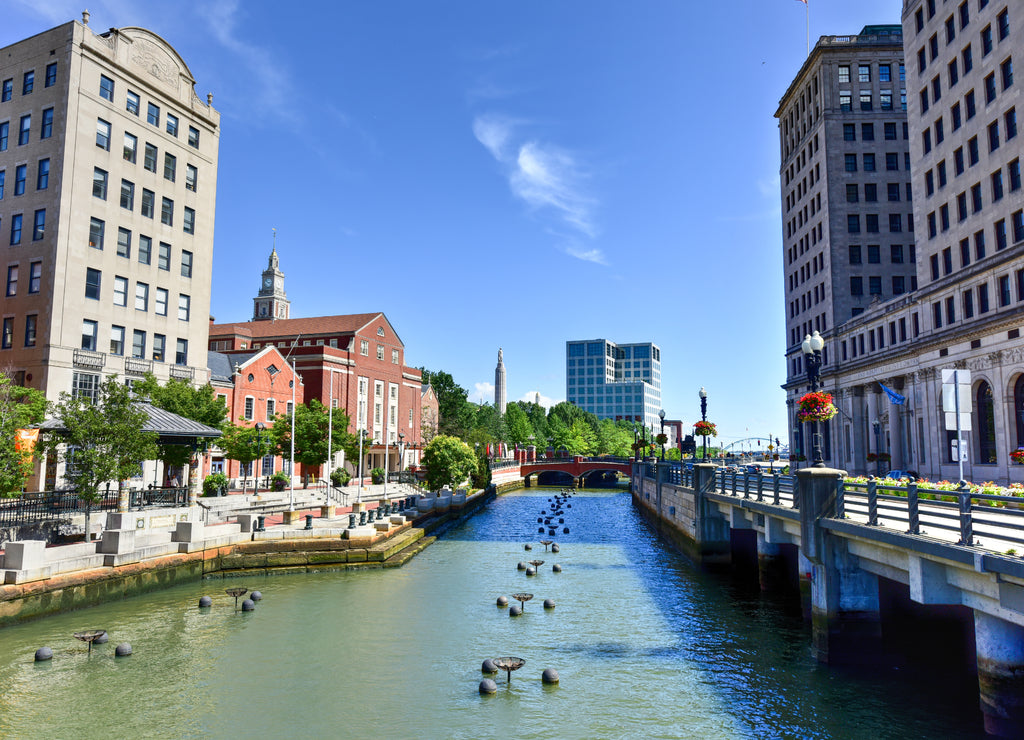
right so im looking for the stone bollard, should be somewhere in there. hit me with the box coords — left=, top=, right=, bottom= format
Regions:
left=348, top=514, right=357, bottom=529
left=359, top=511, right=367, bottom=526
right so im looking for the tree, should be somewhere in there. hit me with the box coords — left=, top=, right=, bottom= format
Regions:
left=134, top=374, right=227, bottom=473
left=43, top=377, right=158, bottom=539
left=0, top=373, right=46, bottom=497
left=218, top=421, right=272, bottom=489
left=420, top=368, right=473, bottom=438
left=421, top=435, right=478, bottom=491
left=504, top=403, right=534, bottom=446
left=596, top=419, right=632, bottom=457
left=270, top=398, right=355, bottom=487
left=565, top=419, right=597, bottom=456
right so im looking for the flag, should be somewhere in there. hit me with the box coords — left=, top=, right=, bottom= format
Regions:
left=879, top=383, right=906, bottom=405
left=795, top=0, right=807, bottom=3
left=15, top=428, right=39, bottom=454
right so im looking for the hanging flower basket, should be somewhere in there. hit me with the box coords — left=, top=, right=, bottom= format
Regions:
left=797, top=391, right=837, bottom=423
left=655, top=433, right=668, bottom=445
left=693, top=421, right=717, bottom=437
left=1010, top=449, right=1024, bottom=465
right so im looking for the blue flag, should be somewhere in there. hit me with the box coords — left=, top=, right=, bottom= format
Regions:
left=879, top=383, right=906, bottom=405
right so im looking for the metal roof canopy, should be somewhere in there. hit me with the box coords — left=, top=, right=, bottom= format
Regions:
left=38, top=401, right=222, bottom=446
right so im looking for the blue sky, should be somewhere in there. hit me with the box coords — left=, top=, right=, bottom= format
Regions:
left=8, top=0, right=902, bottom=449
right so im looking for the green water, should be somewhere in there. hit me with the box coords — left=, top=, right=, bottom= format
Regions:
left=0, top=489, right=985, bottom=739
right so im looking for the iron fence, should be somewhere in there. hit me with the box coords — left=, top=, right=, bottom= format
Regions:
left=0, top=488, right=119, bottom=528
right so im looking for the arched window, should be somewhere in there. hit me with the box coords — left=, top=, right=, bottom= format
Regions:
left=1014, top=375, right=1024, bottom=449
left=977, top=381, right=997, bottom=464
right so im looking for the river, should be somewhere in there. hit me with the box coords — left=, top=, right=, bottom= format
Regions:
left=0, top=488, right=986, bottom=739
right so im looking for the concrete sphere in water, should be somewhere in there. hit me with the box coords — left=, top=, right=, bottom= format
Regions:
left=517, top=561, right=527, bottom=570
left=482, top=659, right=498, bottom=673
left=563, top=527, right=570, bottom=534
left=114, top=643, right=132, bottom=657
left=538, top=526, right=545, bottom=533
left=542, top=668, right=560, bottom=684
left=198, top=596, right=213, bottom=608
left=479, top=678, right=498, bottom=694
left=544, top=598, right=556, bottom=609
left=34, top=647, right=53, bottom=662
left=524, top=544, right=532, bottom=551
left=509, top=605, right=522, bottom=617
left=496, top=595, right=508, bottom=607
left=526, top=567, right=536, bottom=576
left=537, top=517, right=543, bottom=523
left=93, top=632, right=109, bottom=645
left=551, top=544, right=560, bottom=553
left=250, top=591, right=263, bottom=601
left=241, top=598, right=256, bottom=611
left=552, top=564, right=562, bottom=573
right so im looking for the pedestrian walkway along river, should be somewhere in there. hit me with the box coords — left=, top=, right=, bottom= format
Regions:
left=0, top=488, right=987, bottom=739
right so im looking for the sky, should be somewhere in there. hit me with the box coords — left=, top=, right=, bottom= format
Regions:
left=7, top=0, right=904, bottom=450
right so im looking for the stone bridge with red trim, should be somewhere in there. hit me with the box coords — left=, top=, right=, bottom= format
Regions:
left=518, top=456, right=632, bottom=487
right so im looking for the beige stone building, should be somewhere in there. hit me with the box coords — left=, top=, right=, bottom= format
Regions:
left=0, top=13, right=219, bottom=424
left=779, top=7, right=1024, bottom=485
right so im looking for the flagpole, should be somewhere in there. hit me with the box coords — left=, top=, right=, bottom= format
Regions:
left=806, top=0, right=810, bottom=57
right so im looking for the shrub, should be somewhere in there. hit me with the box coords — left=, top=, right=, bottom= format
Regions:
left=202, top=472, right=228, bottom=497
left=371, top=467, right=385, bottom=484
left=330, top=468, right=350, bottom=487
left=271, top=471, right=289, bottom=491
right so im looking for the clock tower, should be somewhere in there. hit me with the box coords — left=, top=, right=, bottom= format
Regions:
left=253, top=242, right=290, bottom=321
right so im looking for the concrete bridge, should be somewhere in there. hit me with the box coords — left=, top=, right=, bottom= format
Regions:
left=633, top=462, right=1024, bottom=738
left=519, top=456, right=631, bottom=487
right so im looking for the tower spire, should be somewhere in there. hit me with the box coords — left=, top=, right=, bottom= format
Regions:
left=495, top=347, right=507, bottom=415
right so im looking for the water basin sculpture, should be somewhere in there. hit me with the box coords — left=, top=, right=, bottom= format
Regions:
left=73, top=630, right=107, bottom=654
left=539, top=540, right=554, bottom=551
left=511, top=593, right=533, bottom=611
left=225, top=587, right=248, bottom=611
left=529, top=560, right=545, bottom=570
left=492, top=656, right=526, bottom=684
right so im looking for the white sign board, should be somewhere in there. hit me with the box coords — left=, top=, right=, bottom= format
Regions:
left=941, top=368, right=972, bottom=385
left=950, top=438, right=969, bottom=462
left=945, top=412, right=972, bottom=431
left=941, top=368, right=972, bottom=431
left=942, top=384, right=973, bottom=414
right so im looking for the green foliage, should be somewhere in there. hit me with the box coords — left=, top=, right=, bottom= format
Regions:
left=0, top=373, right=46, bottom=497
left=134, top=373, right=227, bottom=468
left=202, top=472, right=228, bottom=496
left=43, top=377, right=158, bottom=503
left=370, top=467, right=385, bottom=484
left=596, top=419, right=633, bottom=457
left=421, top=435, right=478, bottom=491
left=270, top=398, right=355, bottom=473
left=271, top=471, right=289, bottom=490
left=470, top=447, right=491, bottom=489
left=330, top=467, right=351, bottom=487
left=218, top=421, right=272, bottom=478
left=504, top=403, right=533, bottom=445
left=565, top=419, right=597, bottom=456
left=420, top=368, right=473, bottom=438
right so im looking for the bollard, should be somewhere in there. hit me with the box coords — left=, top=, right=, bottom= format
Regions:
left=304, top=514, right=313, bottom=530
left=359, top=511, right=367, bottom=526
left=348, top=514, right=356, bottom=529
left=256, top=515, right=265, bottom=532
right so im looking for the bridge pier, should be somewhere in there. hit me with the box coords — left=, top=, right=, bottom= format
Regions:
left=756, top=531, right=786, bottom=593
left=975, top=611, right=1024, bottom=738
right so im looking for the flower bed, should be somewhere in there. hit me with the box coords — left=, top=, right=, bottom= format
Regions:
left=843, top=475, right=1024, bottom=507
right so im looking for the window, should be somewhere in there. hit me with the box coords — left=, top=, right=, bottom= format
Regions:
left=860, top=91, right=872, bottom=111
left=143, top=143, right=157, bottom=172
left=864, top=153, right=876, bottom=171
left=847, top=215, right=860, bottom=233
left=181, top=250, right=192, bottom=278
left=845, top=154, right=857, bottom=172
left=884, top=122, right=897, bottom=140
left=92, top=167, right=108, bottom=199
left=983, top=25, right=993, bottom=56
left=885, top=152, right=899, bottom=171
left=952, top=102, right=962, bottom=130
left=996, top=218, right=1008, bottom=249
left=116, top=227, right=131, bottom=258
left=96, top=119, right=110, bottom=150
left=958, top=191, right=968, bottom=221
left=850, top=276, right=863, bottom=295
left=949, top=58, right=960, bottom=87
left=123, top=133, right=137, bottom=163
left=81, top=320, right=98, bottom=351
left=161, top=198, right=173, bottom=226
left=153, top=334, right=165, bottom=363
left=10, top=214, right=21, bottom=245
left=869, top=276, right=882, bottom=295
left=1011, top=159, right=1022, bottom=191
left=971, top=182, right=983, bottom=212
left=99, top=75, right=114, bottom=101
left=964, top=289, right=975, bottom=318
left=178, top=294, right=190, bottom=321
left=28, top=261, right=40, bottom=293
left=166, top=113, right=178, bottom=137
left=40, top=108, right=53, bottom=139
left=135, top=282, right=149, bottom=311
left=147, top=102, right=159, bottom=127
left=943, top=246, right=953, bottom=274
left=866, top=214, right=879, bottom=233
left=881, top=90, right=893, bottom=110
left=0, top=79, right=9, bottom=102
left=846, top=184, right=859, bottom=203
left=921, top=87, right=930, bottom=113
left=968, top=136, right=979, bottom=165
left=980, top=282, right=990, bottom=313
left=866, top=244, right=880, bottom=264
left=139, top=235, right=152, bottom=265
left=141, top=189, right=154, bottom=219
left=992, top=170, right=1004, bottom=201
left=997, top=9, right=1009, bottom=41
left=117, top=180, right=134, bottom=212
left=163, top=153, right=176, bottom=181
left=113, top=275, right=127, bottom=306
left=926, top=170, right=935, bottom=195
left=18, top=115, right=30, bottom=146
left=887, top=183, right=901, bottom=202
left=175, top=338, right=188, bottom=366
left=924, top=129, right=933, bottom=154
left=267, top=399, right=275, bottom=419
left=36, top=158, right=49, bottom=190
left=183, top=207, right=195, bottom=235
left=5, top=265, right=17, bottom=296
left=185, top=164, right=197, bottom=192
left=859, top=64, right=871, bottom=83
left=377, top=344, right=385, bottom=360
left=1002, top=57, right=1014, bottom=91
left=889, top=213, right=903, bottom=232
left=976, top=229, right=987, bottom=260
left=22, top=71, right=33, bottom=95
left=985, top=72, right=997, bottom=103
left=849, top=245, right=861, bottom=264
left=941, top=204, right=951, bottom=231
left=14, top=165, right=25, bottom=196
left=966, top=89, right=977, bottom=119
left=999, top=274, right=1012, bottom=306
left=188, top=126, right=200, bottom=148
left=89, top=217, right=104, bottom=249
left=893, top=275, right=906, bottom=295
left=1007, top=109, right=1018, bottom=140
left=158, top=242, right=171, bottom=271
left=879, top=63, right=891, bottom=82
left=843, top=123, right=855, bottom=141
left=109, top=325, right=125, bottom=355
left=126, top=90, right=140, bottom=116
left=132, top=330, right=146, bottom=359
left=155, top=287, right=168, bottom=316
left=32, top=209, right=44, bottom=241
left=392, top=348, right=399, bottom=364
left=24, top=315, right=36, bottom=347
left=0, top=121, right=6, bottom=152
left=932, top=75, right=942, bottom=102
left=85, top=267, right=101, bottom=300
left=1014, top=210, right=1024, bottom=243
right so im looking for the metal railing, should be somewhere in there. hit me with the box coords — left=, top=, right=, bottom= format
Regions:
left=128, top=486, right=188, bottom=509
left=0, top=489, right=119, bottom=528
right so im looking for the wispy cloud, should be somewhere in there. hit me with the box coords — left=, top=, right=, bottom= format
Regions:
left=518, top=391, right=559, bottom=409
left=473, top=114, right=602, bottom=261
left=470, top=381, right=495, bottom=405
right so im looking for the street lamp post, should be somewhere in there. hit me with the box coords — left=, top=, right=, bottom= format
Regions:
left=699, top=387, right=708, bottom=464
left=872, top=420, right=882, bottom=477
left=398, top=432, right=406, bottom=483
left=658, top=408, right=666, bottom=461
left=801, top=330, right=826, bottom=468
left=254, top=422, right=266, bottom=491
left=357, top=428, right=364, bottom=503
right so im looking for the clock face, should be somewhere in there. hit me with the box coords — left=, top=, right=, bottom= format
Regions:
left=263, top=276, right=272, bottom=288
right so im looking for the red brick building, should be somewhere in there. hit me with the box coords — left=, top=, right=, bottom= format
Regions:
left=205, top=346, right=304, bottom=484
left=208, top=312, right=425, bottom=477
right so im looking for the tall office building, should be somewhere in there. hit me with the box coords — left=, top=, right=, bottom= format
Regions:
left=494, top=347, right=506, bottom=415
left=778, top=7, right=1024, bottom=484
left=565, top=339, right=661, bottom=429
left=0, top=14, right=220, bottom=414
